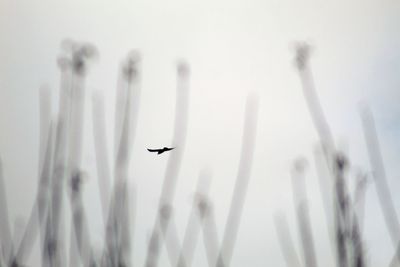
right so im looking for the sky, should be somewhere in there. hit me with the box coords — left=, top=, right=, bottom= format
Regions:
left=0, top=0, right=400, bottom=266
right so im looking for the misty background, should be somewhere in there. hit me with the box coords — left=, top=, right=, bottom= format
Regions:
left=1, top=0, right=400, bottom=266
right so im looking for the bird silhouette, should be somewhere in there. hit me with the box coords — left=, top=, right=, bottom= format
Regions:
left=147, top=147, right=175, bottom=155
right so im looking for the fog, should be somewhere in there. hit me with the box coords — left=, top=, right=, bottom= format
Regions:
left=1, top=0, right=400, bottom=266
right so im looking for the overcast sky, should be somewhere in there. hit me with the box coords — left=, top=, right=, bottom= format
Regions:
left=1, top=0, right=400, bottom=266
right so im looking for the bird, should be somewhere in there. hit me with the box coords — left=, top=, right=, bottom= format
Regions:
left=147, top=147, right=175, bottom=155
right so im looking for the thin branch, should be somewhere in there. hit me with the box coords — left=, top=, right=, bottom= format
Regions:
left=274, top=212, right=302, bottom=267
left=216, top=93, right=259, bottom=267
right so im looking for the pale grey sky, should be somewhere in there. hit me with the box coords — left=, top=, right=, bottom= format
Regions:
left=0, top=0, right=400, bottom=266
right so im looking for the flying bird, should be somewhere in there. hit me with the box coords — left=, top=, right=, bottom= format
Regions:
left=147, top=147, right=175, bottom=155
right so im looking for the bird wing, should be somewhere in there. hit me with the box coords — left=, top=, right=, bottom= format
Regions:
left=164, top=147, right=175, bottom=151
left=147, top=148, right=160, bottom=152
